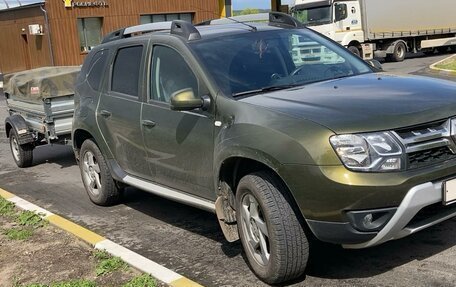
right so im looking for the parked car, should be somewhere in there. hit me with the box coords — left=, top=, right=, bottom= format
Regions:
left=72, top=13, right=456, bottom=284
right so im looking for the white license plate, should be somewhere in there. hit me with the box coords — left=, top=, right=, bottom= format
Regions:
left=443, top=179, right=456, bottom=205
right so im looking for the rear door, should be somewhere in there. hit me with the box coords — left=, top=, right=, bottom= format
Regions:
left=141, top=44, right=216, bottom=200
left=97, top=43, right=150, bottom=179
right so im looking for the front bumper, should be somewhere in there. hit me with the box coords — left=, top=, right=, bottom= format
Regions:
left=344, top=180, right=456, bottom=248
left=279, top=161, right=456, bottom=247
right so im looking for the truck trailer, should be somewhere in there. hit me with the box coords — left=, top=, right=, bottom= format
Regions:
left=290, top=0, right=456, bottom=61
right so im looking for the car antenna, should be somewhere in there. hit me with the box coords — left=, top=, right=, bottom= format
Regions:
left=191, top=5, right=257, bottom=31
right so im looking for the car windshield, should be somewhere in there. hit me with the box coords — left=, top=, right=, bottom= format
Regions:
left=292, top=6, right=332, bottom=26
left=190, top=28, right=372, bottom=97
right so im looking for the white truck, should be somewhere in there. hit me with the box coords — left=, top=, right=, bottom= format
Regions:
left=290, top=0, right=456, bottom=61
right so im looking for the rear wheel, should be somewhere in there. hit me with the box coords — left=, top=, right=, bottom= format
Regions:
left=9, top=129, right=33, bottom=168
left=236, top=171, right=309, bottom=284
left=80, top=139, right=121, bottom=206
left=388, top=41, right=406, bottom=62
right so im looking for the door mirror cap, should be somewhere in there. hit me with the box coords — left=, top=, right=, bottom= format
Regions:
left=170, top=88, right=205, bottom=111
left=366, top=59, right=383, bottom=71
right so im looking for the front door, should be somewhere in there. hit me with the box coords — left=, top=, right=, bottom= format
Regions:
left=141, top=45, right=215, bottom=200
left=97, top=44, right=150, bottom=179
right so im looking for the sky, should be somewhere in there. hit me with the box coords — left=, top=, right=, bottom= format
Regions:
left=232, top=0, right=293, bottom=10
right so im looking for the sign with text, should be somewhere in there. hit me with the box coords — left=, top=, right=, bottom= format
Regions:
left=64, top=0, right=108, bottom=8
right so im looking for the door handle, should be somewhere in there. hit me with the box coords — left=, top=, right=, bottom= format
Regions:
left=99, top=110, right=112, bottom=117
left=142, top=120, right=156, bottom=128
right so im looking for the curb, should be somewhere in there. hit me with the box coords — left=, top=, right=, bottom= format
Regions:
left=0, top=187, right=203, bottom=287
left=429, top=54, right=456, bottom=75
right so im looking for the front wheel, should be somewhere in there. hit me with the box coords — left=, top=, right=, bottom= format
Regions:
left=79, top=139, right=122, bottom=206
left=236, top=171, right=309, bottom=284
left=348, top=46, right=361, bottom=57
left=9, top=129, right=33, bottom=168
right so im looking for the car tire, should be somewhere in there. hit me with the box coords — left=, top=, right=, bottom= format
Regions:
left=348, top=46, right=361, bottom=57
left=80, top=139, right=121, bottom=206
left=236, top=171, right=309, bottom=284
left=388, top=41, right=406, bottom=62
left=9, top=129, right=33, bottom=168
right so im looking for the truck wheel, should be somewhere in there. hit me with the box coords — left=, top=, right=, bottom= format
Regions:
left=236, top=171, right=309, bottom=284
left=80, top=139, right=121, bottom=206
left=389, top=42, right=406, bottom=62
left=348, top=46, right=361, bottom=57
left=9, top=130, right=33, bottom=168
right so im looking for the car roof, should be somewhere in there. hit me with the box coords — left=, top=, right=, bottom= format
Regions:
left=100, top=13, right=306, bottom=46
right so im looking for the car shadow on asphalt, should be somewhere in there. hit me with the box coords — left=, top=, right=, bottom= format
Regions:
left=32, top=144, right=76, bottom=168
left=122, top=185, right=456, bottom=285
left=122, top=187, right=243, bottom=258
left=302, top=219, right=456, bottom=281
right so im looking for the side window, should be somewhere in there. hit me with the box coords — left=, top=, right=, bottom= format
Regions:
left=111, top=46, right=143, bottom=98
left=87, top=49, right=108, bottom=91
left=150, top=46, right=198, bottom=103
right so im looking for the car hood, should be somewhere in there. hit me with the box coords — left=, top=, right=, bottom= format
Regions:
left=240, top=73, right=456, bottom=134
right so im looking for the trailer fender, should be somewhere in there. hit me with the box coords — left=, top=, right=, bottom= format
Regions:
left=5, top=115, right=34, bottom=145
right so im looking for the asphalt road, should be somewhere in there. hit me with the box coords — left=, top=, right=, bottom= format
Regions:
left=1, top=54, right=456, bottom=287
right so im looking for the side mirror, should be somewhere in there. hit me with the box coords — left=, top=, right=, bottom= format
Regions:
left=335, top=4, right=348, bottom=22
left=366, top=59, right=383, bottom=71
left=170, top=88, right=203, bottom=111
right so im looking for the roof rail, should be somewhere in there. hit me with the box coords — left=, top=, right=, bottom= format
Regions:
left=101, top=20, right=201, bottom=44
left=197, top=12, right=304, bottom=28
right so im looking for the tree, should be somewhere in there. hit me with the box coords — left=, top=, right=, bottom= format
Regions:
left=240, top=8, right=260, bottom=15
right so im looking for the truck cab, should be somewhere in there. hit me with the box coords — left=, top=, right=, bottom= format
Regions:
left=291, top=0, right=370, bottom=58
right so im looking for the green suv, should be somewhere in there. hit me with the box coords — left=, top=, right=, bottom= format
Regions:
left=72, top=13, right=456, bottom=284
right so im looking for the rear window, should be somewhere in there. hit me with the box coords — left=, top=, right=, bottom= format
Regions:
left=111, top=45, right=143, bottom=97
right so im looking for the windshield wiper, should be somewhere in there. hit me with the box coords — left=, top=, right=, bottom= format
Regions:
left=232, top=84, right=301, bottom=98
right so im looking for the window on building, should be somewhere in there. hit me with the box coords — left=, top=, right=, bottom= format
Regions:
left=111, top=46, right=143, bottom=98
left=77, top=17, right=103, bottom=53
left=140, top=13, right=194, bottom=24
left=150, top=46, right=198, bottom=103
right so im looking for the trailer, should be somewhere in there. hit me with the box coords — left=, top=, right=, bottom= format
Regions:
left=290, top=0, right=456, bottom=61
left=4, top=66, right=80, bottom=167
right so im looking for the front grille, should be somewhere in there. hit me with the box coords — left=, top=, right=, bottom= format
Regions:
left=393, top=119, right=456, bottom=170
left=407, top=146, right=456, bottom=169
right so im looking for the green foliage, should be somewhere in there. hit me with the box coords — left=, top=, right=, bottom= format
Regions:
left=51, top=280, right=96, bottom=287
left=240, top=8, right=260, bottom=15
left=17, top=210, right=47, bottom=228
left=0, top=197, right=15, bottom=216
left=93, top=250, right=127, bottom=276
left=436, top=58, right=456, bottom=71
left=4, top=227, right=33, bottom=240
left=23, top=280, right=96, bottom=287
left=122, top=275, right=156, bottom=287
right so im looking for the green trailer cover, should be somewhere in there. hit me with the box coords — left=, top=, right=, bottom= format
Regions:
left=4, top=66, right=81, bottom=103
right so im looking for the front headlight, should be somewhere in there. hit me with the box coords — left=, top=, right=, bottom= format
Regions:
left=330, top=132, right=403, bottom=172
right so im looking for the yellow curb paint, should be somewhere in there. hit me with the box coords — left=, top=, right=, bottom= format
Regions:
left=0, top=188, right=15, bottom=199
left=47, top=214, right=105, bottom=245
left=169, top=277, right=204, bottom=287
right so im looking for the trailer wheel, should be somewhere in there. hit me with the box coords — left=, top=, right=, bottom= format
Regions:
left=80, top=139, right=121, bottom=206
left=388, top=41, right=406, bottom=62
left=348, top=46, right=361, bottom=57
left=9, top=129, right=33, bottom=168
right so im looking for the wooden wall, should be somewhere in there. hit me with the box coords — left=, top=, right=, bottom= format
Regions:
left=0, top=6, right=51, bottom=74
left=46, top=0, right=221, bottom=66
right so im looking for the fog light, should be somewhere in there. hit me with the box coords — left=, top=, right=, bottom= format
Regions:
left=347, top=208, right=397, bottom=232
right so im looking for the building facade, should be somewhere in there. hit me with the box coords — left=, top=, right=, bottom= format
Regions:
left=0, top=0, right=227, bottom=74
